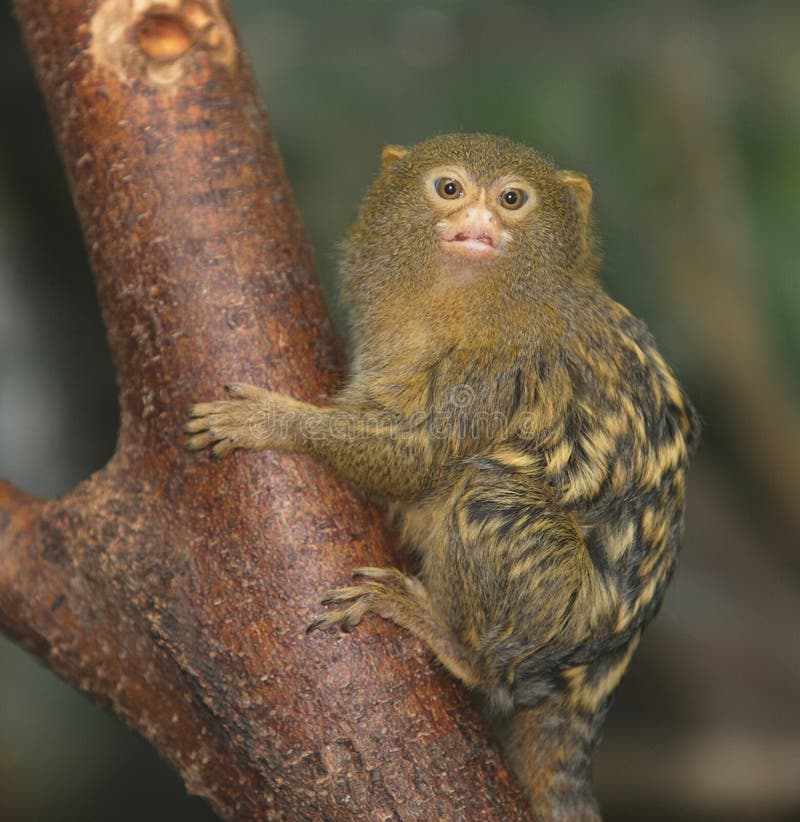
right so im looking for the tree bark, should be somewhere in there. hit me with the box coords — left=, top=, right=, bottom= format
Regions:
left=3, top=1, right=529, bottom=818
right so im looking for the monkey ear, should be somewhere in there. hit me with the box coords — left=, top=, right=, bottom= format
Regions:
left=381, top=145, right=408, bottom=170
left=557, top=170, right=593, bottom=221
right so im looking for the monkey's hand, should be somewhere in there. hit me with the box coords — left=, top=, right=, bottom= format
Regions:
left=307, top=567, right=481, bottom=688
left=185, top=382, right=307, bottom=457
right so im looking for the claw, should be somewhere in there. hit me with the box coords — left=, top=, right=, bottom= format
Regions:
left=306, top=617, right=325, bottom=635
left=306, top=609, right=358, bottom=634
left=226, top=382, right=259, bottom=399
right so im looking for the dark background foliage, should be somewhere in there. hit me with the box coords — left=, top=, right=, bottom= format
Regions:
left=1, top=2, right=798, bottom=819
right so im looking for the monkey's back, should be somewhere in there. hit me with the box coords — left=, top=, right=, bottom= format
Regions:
left=390, top=292, right=697, bottom=711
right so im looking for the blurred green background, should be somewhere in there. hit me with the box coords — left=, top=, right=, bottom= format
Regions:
left=1, top=1, right=799, bottom=820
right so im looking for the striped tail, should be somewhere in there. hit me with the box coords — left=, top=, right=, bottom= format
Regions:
left=502, top=695, right=610, bottom=821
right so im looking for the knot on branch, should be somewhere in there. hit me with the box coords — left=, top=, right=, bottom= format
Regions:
left=91, top=0, right=236, bottom=86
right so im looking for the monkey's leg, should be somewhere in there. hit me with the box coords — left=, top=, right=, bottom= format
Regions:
left=307, top=567, right=482, bottom=689
left=442, top=459, right=617, bottom=820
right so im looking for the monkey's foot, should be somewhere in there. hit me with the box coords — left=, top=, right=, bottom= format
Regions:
left=184, top=382, right=296, bottom=457
left=307, top=567, right=480, bottom=688
left=306, top=566, right=429, bottom=633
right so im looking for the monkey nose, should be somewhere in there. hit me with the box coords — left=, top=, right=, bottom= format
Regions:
left=440, top=210, right=501, bottom=260
left=465, top=206, right=495, bottom=224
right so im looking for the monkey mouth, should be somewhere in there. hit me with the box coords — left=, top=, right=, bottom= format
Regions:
left=441, top=230, right=499, bottom=260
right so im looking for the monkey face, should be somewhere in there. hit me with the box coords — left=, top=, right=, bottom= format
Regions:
left=373, top=135, right=594, bottom=280
left=422, top=165, right=537, bottom=263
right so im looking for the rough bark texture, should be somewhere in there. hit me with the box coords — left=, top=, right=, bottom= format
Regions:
left=2, top=1, right=530, bottom=818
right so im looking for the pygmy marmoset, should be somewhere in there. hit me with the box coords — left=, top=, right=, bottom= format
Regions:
left=186, top=133, right=698, bottom=819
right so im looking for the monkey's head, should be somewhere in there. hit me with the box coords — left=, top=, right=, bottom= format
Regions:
left=341, top=133, right=600, bottom=361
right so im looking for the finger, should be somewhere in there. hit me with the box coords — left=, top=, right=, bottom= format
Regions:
left=339, top=606, right=365, bottom=632
left=226, top=383, right=266, bottom=400
left=189, top=401, right=226, bottom=417
left=306, top=613, right=341, bottom=634
left=321, top=585, right=372, bottom=606
left=185, top=432, right=216, bottom=450
left=184, top=415, right=219, bottom=434
left=353, top=567, right=401, bottom=583
left=211, top=438, right=236, bottom=458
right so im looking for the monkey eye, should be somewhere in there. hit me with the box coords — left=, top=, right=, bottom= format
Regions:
left=434, top=177, right=464, bottom=200
left=499, top=188, right=527, bottom=210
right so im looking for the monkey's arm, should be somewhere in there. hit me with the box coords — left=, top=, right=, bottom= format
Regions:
left=185, top=383, right=441, bottom=499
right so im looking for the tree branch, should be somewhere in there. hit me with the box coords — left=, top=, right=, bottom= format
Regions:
left=3, top=0, right=528, bottom=817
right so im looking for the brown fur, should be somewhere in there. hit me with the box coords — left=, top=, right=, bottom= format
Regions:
left=186, top=133, right=698, bottom=818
